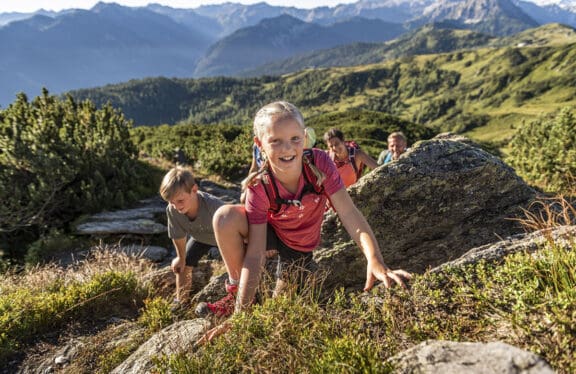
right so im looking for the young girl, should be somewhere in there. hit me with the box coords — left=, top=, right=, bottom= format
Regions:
left=324, top=128, right=379, bottom=187
left=197, top=101, right=410, bottom=342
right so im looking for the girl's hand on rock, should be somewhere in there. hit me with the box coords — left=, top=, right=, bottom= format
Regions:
left=196, top=321, right=232, bottom=346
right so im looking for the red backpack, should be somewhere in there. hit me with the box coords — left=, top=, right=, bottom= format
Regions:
left=260, top=149, right=324, bottom=213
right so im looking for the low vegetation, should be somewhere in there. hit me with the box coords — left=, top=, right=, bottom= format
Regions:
left=155, top=198, right=575, bottom=373
left=0, top=249, right=154, bottom=364
left=507, top=107, right=576, bottom=194
left=1, top=195, right=573, bottom=372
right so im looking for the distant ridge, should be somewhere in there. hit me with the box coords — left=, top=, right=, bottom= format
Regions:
left=1, top=0, right=576, bottom=107
left=194, top=14, right=405, bottom=77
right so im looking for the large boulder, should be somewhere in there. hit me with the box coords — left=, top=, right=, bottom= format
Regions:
left=316, top=135, right=537, bottom=288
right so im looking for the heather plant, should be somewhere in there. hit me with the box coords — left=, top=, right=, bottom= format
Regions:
left=138, top=297, right=174, bottom=332
left=507, top=107, right=576, bottom=194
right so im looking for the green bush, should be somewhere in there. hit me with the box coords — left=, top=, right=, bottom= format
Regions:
left=132, top=123, right=254, bottom=180
left=507, top=107, right=576, bottom=193
left=0, top=89, right=161, bottom=258
left=138, top=297, right=174, bottom=332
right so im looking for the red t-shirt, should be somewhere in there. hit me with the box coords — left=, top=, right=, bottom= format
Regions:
left=245, top=149, right=344, bottom=252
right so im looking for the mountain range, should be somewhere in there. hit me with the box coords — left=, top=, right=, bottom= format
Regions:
left=0, top=0, right=575, bottom=107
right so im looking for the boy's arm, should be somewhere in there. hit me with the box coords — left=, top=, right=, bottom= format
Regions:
left=357, top=149, right=379, bottom=170
left=171, top=237, right=187, bottom=272
left=329, top=188, right=411, bottom=290
left=236, top=223, right=267, bottom=312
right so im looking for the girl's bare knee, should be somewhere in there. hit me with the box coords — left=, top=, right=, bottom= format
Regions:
left=214, top=204, right=247, bottom=234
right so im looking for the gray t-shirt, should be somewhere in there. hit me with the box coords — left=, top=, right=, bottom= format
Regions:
left=166, top=191, right=224, bottom=246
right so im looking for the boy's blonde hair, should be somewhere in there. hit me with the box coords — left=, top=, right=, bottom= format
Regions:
left=159, top=166, right=196, bottom=201
left=388, top=131, right=407, bottom=144
left=242, top=101, right=324, bottom=191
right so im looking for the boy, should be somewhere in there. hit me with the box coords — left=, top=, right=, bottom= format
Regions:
left=159, top=166, right=224, bottom=309
left=377, top=131, right=408, bottom=165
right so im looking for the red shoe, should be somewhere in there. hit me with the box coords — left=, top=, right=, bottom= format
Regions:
left=195, top=281, right=238, bottom=317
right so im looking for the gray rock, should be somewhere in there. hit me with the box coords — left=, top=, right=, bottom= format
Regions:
left=88, top=206, right=165, bottom=221
left=190, top=273, right=229, bottom=306
left=316, top=135, right=537, bottom=288
left=115, top=244, right=169, bottom=262
left=53, top=356, right=68, bottom=365
left=74, top=196, right=167, bottom=236
left=432, top=225, right=576, bottom=272
left=76, top=219, right=167, bottom=235
left=18, top=338, right=83, bottom=374
left=199, top=180, right=241, bottom=204
left=388, top=340, right=554, bottom=373
left=111, top=319, right=210, bottom=374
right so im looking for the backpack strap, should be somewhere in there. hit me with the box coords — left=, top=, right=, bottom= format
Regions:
left=261, top=149, right=323, bottom=213
left=346, top=141, right=364, bottom=179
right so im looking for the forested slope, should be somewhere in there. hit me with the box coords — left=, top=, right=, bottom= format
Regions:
left=70, top=40, right=576, bottom=145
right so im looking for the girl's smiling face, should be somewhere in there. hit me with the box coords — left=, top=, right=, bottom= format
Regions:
left=257, top=118, right=305, bottom=175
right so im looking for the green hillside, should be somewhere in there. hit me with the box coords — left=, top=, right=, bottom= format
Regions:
left=70, top=37, right=576, bottom=148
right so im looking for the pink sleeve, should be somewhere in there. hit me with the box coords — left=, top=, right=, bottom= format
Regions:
left=245, top=180, right=270, bottom=225
left=313, top=148, right=344, bottom=196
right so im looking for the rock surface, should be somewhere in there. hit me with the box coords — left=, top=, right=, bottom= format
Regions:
left=388, top=340, right=554, bottom=373
left=316, top=135, right=538, bottom=288
left=432, top=225, right=576, bottom=272
left=111, top=319, right=210, bottom=374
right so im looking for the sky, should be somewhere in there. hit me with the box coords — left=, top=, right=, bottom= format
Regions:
left=0, top=0, right=361, bottom=13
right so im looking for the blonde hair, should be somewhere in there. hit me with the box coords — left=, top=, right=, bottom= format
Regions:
left=242, top=101, right=325, bottom=192
left=388, top=131, right=407, bottom=144
left=159, top=166, right=196, bottom=201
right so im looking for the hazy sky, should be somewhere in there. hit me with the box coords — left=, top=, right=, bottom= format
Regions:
left=0, top=0, right=360, bottom=13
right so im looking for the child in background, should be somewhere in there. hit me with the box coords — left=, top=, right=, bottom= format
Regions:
left=159, top=166, right=224, bottom=309
left=324, top=128, right=378, bottom=187
left=197, top=101, right=411, bottom=342
left=377, top=131, right=408, bottom=165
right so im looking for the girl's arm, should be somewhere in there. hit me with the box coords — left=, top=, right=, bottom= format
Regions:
left=236, top=222, right=268, bottom=311
left=329, top=188, right=411, bottom=290
left=357, top=149, right=379, bottom=170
